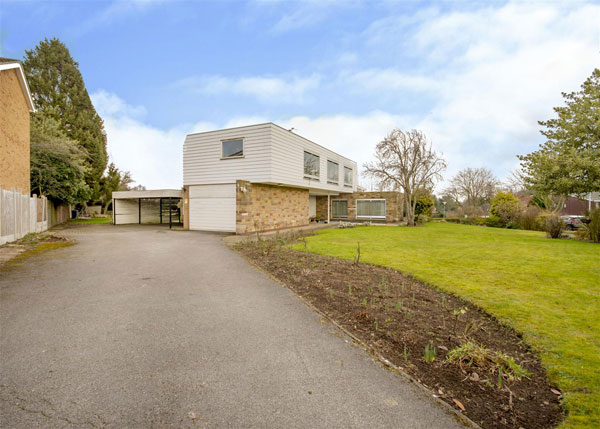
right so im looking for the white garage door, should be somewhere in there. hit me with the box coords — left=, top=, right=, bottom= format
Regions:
left=189, top=184, right=236, bottom=232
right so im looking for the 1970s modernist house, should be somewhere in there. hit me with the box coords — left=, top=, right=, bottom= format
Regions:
left=182, top=123, right=402, bottom=234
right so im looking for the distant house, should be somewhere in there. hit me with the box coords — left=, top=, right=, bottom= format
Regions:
left=181, top=123, right=402, bottom=234
left=561, top=193, right=600, bottom=216
left=0, top=57, right=35, bottom=194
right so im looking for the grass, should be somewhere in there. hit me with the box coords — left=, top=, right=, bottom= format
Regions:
left=69, top=217, right=112, bottom=224
left=294, top=222, right=600, bottom=428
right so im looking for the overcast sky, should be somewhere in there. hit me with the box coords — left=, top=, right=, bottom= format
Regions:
left=2, top=0, right=599, bottom=190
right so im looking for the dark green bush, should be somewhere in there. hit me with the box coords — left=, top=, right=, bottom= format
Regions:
left=484, top=215, right=505, bottom=228
left=445, top=218, right=461, bottom=224
left=445, top=217, right=485, bottom=226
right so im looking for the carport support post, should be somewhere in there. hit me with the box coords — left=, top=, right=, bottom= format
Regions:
left=327, top=194, right=330, bottom=223
left=169, top=197, right=172, bottom=229
left=138, top=198, right=141, bottom=224
left=112, top=198, right=115, bottom=224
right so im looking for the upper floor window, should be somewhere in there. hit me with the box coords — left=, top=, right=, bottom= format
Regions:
left=222, top=139, right=244, bottom=158
left=304, top=151, right=320, bottom=178
left=327, top=160, right=339, bottom=183
left=344, top=166, right=353, bottom=186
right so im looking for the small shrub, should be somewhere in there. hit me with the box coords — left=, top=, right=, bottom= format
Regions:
left=446, top=341, right=530, bottom=384
left=415, top=194, right=434, bottom=217
left=484, top=215, right=504, bottom=228
left=587, top=208, right=600, bottom=243
left=544, top=214, right=564, bottom=239
left=463, top=216, right=484, bottom=226
left=489, top=191, right=523, bottom=227
left=416, top=214, right=429, bottom=225
left=445, top=218, right=461, bottom=224
left=520, top=206, right=542, bottom=230
left=506, top=220, right=521, bottom=229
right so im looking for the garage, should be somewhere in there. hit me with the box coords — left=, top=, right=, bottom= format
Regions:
left=188, top=184, right=236, bottom=232
left=112, top=189, right=183, bottom=226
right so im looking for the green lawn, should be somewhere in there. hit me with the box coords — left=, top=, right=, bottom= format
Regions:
left=69, top=217, right=112, bottom=224
left=297, top=223, right=599, bottom=428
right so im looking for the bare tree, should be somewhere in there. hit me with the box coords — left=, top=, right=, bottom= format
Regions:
left=444, top=167, right=499, bottom=207
left=504, top=169, right=527, bottom=194
left=364, top=129, right=446, bottom=226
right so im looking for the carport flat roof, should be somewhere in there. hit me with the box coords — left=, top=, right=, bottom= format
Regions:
left=112, top=189, right=183, bottom=199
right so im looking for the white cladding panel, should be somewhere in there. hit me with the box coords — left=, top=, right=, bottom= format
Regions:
left=188, top=184, right=236, bottom=232
left=189, top=184, right=236, bottom=199
left=182, top=123, right=358, bottom=194
left=183, top=124, right=272, bottom=185
left=269, top=125, right=358, bottom=193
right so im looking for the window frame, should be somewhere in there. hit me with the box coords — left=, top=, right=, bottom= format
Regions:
left=344, top=166, right=353, bottom=187
left=303, top=151, right=320, bottom=179
left=356, top=198, right=386, bottom=219
left=327, top=160, right=339, bottom=184
left=331, top=199, right=348, bottom=218
left=221, top=138, right=244, bottom=159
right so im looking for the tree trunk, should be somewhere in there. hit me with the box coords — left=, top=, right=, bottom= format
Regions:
left=406, top=193, right=416, bottom=226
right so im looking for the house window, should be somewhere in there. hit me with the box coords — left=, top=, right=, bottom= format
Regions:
left=327, top=160, right=339, bottom=183
left=304, top=151, right=320, bottom=178
left=344, top=166, right=353, bottom=186
left=222, top=139, right=243, bottom=158
left=356, top=199, right=386, bottom=219
left=332, top=200, right=348, bottom=218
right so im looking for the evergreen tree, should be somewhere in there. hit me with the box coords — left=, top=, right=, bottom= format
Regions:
left=23, top=38, right=107, bottom=187
left=30, top=113, right=90, bottom=204
left=519, top=69, right=600, bottom=196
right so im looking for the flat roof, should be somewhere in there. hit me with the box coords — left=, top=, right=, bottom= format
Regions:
left=112, top=189, right=183, bottom=199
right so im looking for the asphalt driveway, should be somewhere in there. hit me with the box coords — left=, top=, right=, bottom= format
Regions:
left=0, top=224, right=466, bottom=428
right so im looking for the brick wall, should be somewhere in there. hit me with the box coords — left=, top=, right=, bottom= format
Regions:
left=0, top=68, right=30, bottom=194
left=316, top=191, right=403, bottom=223
left=236, top=180, right=309, bottom=234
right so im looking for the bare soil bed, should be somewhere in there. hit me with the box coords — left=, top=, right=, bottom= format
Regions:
left=234, top=239, right=563, bottom=429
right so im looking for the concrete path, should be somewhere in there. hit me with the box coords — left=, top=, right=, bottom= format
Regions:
left=0, top=224, right=466, bottom=428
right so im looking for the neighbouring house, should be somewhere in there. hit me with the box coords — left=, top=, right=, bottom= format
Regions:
left=560, top=193, right=600, bottom=216
left=182, top=123, right=402, bottom=234
left=0, top=57, right=35, bottom=194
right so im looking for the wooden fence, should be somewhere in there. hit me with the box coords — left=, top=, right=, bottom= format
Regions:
left=0, top=188, right=48, bottom=245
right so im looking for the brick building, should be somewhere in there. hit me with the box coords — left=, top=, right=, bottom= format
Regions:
left=0, top=58, right=36, bottom=194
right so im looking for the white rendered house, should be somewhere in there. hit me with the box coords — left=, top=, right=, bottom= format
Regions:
left=182, top=123, right=358, bottom=233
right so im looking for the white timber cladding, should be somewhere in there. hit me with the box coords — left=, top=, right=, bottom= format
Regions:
left=183, top=123, right=357, bottom=194
left=183, top=124, right=272, bottom=185
left=188, top=184, right=236, bottom=232
left=269, top=124, right=357, bottom=193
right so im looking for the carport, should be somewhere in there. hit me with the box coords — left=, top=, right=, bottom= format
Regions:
left=112, top=189, right=183, bottom=227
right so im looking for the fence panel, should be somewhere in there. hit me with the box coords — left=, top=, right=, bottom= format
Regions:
left=0, top=188, right=50, bottom=245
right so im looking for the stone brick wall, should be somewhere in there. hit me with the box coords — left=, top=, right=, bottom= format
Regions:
left=236, top=180, right=309, bottom=234
left=0, top=68, right=30, bottom=194
left=316, top=191, right=403, bottom=223
left=316, top=196, right=328, bottom=219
